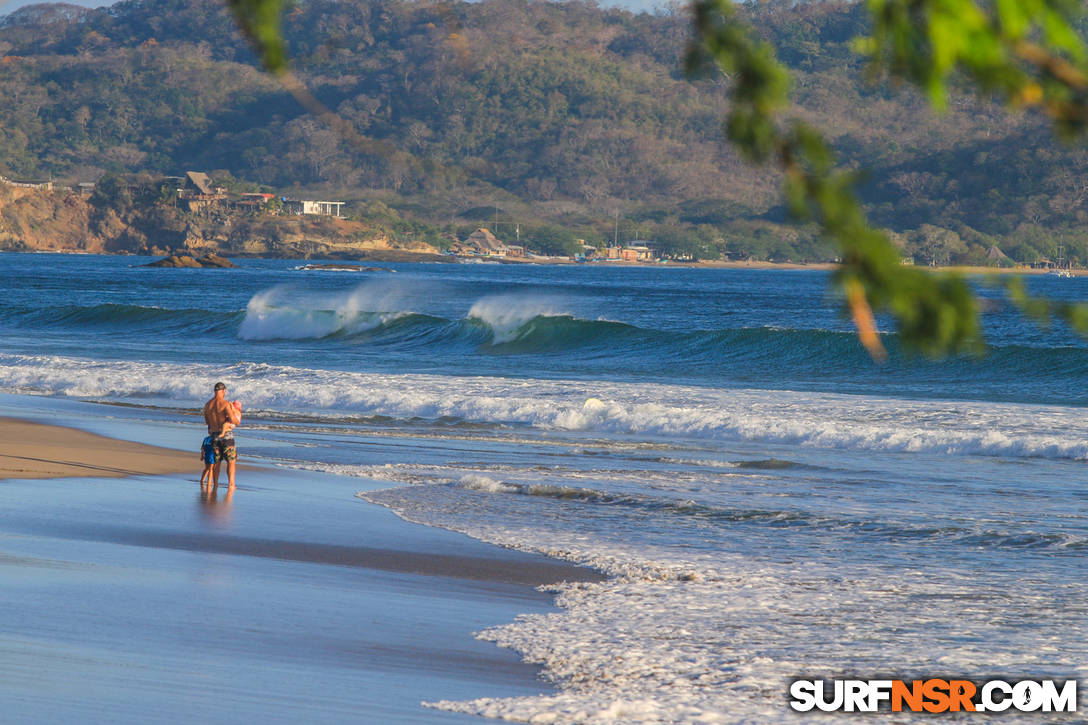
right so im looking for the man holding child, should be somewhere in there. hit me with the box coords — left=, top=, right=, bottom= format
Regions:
left=202, top=381, right=242, bottom=490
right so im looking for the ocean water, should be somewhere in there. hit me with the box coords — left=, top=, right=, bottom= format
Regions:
left=3, top=252, right=1087, bottom=722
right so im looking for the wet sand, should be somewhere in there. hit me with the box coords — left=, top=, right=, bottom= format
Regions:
left=0, top=417, right=194, bottom=479
left=0, top=413, right=602, bottom=723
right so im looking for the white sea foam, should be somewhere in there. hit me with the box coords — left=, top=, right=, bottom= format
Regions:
left=238, top=282, right=415, bottom=340
left=458, top=474, right=519, bottom=494
left=467, top=294, right=572, bottom=343
left=289, top=460, right=753, bottom=496
left=1, top=352, right=1087, bottom=461
left=359, top=481, right=1088, bottom=724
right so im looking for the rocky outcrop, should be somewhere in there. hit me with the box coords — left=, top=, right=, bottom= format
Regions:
left=198, top=253, right=236, bottom=267
left=144, top=253, right=238, bottom=268
left=0, top=185, right=443, bottom=260
left=0, top=185, right=98, bottom=252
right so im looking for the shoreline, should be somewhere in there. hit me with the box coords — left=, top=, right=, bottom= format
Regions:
left=0, top=404, right=603, bottom=723
left=6, top=248, right=1077, bottom=274
left=0, top=409, right=603, bottom=591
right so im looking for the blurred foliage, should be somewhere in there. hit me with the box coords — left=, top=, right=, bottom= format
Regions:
left=688, top=0, right=981, bottom=358
left=862, top=0, right=1088, bottom=131
left=225, top=0, right=289, bottom=74
left=688, top=0, right=1088, bottom=354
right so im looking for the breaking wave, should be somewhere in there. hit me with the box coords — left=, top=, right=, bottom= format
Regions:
left=2, top=352, right=1086, bottom=461
left=5, top=286, right=1088, bottom=398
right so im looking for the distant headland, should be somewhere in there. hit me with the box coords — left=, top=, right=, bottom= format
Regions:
left=0, top=173, right=1079, bottom=274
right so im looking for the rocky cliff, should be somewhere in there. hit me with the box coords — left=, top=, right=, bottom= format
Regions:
left=0, top=185, right=442, bottom=260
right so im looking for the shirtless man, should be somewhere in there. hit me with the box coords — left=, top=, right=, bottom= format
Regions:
left=203, top=381, right=242, bottom=489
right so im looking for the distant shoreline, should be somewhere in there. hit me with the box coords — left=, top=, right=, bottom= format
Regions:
left=5, top=248, right=1079, bottom=274
left=296, top=253, right=1087, bottom=275
left=693, top=260, right=1083, bottom=275
left=449, top=256, right=1085, bottom=274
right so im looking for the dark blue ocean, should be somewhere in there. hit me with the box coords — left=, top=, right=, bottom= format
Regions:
left=3, top=252, right=1086, bottom=722
left=4, top=253, right=1088, bottom=401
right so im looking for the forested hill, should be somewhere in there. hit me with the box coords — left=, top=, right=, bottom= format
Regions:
left=1, top=0, right=1086, bottom=263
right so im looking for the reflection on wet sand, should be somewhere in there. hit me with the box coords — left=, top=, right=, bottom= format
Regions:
left=199, top=483, right=233, bottom=523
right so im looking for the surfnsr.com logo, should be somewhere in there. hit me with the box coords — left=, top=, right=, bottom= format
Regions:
left=789, top=679, right=1078, bottom=713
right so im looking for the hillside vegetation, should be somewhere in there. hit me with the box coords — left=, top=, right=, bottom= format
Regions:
left=0, top=0, right=1085, bottom=263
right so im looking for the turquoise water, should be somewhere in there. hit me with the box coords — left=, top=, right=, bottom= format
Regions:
left=3, top=252, right=1086, bottom=722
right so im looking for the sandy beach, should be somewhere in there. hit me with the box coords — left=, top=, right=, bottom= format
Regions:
left=0, top=409, right=603, bottom=724
left=0, top=417, right=194, bottom=479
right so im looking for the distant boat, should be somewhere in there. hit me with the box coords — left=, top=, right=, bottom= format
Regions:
left=1050, top=243, right=1075, bottom=277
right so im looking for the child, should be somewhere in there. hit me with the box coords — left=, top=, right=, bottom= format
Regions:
left=199, top=435, right=215, bottom=486
left=227, top=400, right=242, bottom=432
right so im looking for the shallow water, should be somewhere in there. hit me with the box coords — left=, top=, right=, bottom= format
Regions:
left=3, top=252, right=1087, bottom=722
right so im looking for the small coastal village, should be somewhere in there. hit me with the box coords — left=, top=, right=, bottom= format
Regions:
left=1, top=170, right=1080, bottom=272
left=0, top=170, right=675, bottom=264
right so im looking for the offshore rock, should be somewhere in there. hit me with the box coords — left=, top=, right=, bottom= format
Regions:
left=144, top=253, right=238, bottom=268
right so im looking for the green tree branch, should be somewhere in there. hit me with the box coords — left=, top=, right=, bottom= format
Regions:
left=689, top=0, right=982, bottom=359
left=222, top=0, right=1088, bottom=356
